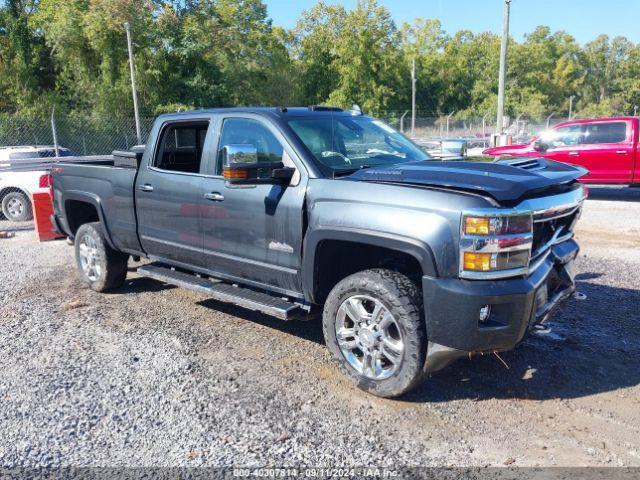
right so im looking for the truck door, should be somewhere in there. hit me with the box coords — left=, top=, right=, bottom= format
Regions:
left=539, top=123, right=586, bottom=170
left=577, top=121, right=634, bottom=184
left=199, top=115, right=307, bottom=296
left=136, top=118, right=214, bottom=265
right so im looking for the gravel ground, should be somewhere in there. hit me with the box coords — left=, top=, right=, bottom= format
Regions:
left=0, top=189, right=639, bottom=468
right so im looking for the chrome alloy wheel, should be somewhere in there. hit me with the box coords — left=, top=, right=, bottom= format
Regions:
left=78, top=234, right=102, bottom=281
left=6, top=197, right=24, bottom=219
left=335, top=295, right=405, bottom=380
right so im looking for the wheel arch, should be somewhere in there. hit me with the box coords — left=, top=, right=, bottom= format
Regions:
left=303, top=227, right=438, bottom=304
left=61, top=191, right=117, bottom=250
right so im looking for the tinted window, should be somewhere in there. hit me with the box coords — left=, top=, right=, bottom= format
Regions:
left=217, top=118, right=283, bottom=174
left=155, top=122, right=209, bottom=173
left=584, top=122, right=627, bottom=144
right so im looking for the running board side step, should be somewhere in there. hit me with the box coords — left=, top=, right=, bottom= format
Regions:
left=137, top=263, right=304, bottom=320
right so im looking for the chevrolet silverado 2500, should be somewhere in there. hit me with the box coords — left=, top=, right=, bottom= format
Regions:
left=51, top=107, right=587, bottom=398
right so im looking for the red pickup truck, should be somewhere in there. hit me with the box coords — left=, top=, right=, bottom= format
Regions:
left=484, top=117, right=640, bottom=185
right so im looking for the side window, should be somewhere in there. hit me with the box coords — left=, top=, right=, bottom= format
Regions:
left=584, top=122, right=627, bottom=145
left=547, top=124, right=584, bottom=148
left=154, top=122, right=209, bottom=173
left=216, top=118, right=283, bottom=175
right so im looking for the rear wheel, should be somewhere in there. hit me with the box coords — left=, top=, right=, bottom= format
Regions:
left=322, top=269, right=427, bottom=398
left=74, top=222, right=128, bottom=292
left=2, top=191, right=32, bottom=222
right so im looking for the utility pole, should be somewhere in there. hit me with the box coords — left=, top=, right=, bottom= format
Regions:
left=496, top=0, right=512, bottom=138
left=124, top=22, right=142, bottom=145
left=568, top=95, right=575, bottom=120
left=411, top=58, right=416, bottom=138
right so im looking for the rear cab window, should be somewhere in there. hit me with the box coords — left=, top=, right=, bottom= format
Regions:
left=583, top=122, right=628, bottom=145
left=154, top=122, right=209, bottom=174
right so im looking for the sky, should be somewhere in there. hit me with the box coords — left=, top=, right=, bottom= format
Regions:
left=265, top=0, right=640, bottom=45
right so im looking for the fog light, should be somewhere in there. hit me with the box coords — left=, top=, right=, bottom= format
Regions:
left=463, top=252, right=494, bottom=271
left=479, top=305, right=492, bottom=322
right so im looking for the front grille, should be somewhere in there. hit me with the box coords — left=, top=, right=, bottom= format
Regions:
left=531, top=206, right=580, bottom=258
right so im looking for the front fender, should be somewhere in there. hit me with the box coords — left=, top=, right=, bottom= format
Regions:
left=302, top=226, right=438, bottom=302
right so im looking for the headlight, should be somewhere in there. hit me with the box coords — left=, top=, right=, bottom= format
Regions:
left=460, top=214, right=533, bottom=278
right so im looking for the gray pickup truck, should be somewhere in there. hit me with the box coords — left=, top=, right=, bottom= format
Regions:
left=51, top=107, right=587, bottom=398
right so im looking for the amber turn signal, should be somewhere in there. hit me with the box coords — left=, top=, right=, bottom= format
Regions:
left=223, top=168, right=248, bottom=179
left=463, top=252, right=494, bottom=272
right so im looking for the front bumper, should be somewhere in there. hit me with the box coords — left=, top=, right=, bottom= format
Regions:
left=422, top=239, right=579, bottom=372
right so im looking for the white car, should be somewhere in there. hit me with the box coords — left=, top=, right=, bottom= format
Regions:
left=0, top=146, right=72, bottom=222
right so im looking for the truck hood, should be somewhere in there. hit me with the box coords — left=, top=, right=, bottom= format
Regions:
left=346, top=158, right=587, bottom=205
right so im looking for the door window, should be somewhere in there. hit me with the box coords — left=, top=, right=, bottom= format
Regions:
left=545, top=124, right=584, bottom=148
left=216, top=118, right=283, bottom=175
left=154, top=122, right=209, bottom=173
left=584, top=122, right=627, bottom=145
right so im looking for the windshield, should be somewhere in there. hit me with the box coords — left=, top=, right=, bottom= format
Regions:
left=288, top=116, right=430, bottom=174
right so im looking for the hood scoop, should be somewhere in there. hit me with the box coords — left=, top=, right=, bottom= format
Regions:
left=347, top=158, right=587, bottom=204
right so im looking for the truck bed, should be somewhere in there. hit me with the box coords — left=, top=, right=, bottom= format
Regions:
left=52, top=160, right=142, bottom=254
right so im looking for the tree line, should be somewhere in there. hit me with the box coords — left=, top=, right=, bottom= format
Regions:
left=1, top=0, right=639, bottom=121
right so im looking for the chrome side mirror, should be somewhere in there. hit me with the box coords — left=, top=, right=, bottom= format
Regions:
left=223, top=144, right=258, bottom=167
left=222, top=144, right=294, bottom=185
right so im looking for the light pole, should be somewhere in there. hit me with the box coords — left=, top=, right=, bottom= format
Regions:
left=124, top=22, right=142, bottom=145
left=568, top=95, right=575, bottom=120
left=496, top=0, right=512, bottom=136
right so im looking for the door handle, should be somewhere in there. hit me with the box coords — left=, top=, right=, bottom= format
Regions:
left=138, top=184, right=154, bottom=192
left=616, top=150, right=628, bottom=155
left=203, top=192, right=225, bottom=202
left=568, top=151, right=580, bottom=156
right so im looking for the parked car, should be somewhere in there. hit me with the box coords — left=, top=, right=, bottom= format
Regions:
left=483, top=117, right=640, bottom=185
left=466, top=138, right=492, bottom=157
left=0, top=146, right=72, bottom=221
left=51, top=107, right=587, bottom=398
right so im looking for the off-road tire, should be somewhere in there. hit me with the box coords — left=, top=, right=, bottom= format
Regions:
left=2, top=191, right=33, bottom=222
left=74, top=222, right=128, bottom=292
left=322, top=268, right=427, bottom=398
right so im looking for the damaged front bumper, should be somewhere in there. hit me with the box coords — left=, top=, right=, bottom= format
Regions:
left=422, top=238, right=579, bottom=373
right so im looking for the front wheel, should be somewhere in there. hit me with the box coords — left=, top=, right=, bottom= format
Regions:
left=322, top=269, right=427, bottom=398
left=74, top=222, right=128, bottom=292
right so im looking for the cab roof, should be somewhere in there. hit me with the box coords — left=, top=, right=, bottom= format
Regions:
left=158, top=106, right=366, bottom=120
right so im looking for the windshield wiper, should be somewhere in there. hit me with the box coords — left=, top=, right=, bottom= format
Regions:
left=332, top=164, right=373, bottom=178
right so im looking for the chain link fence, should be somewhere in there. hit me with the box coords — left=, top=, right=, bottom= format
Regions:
left=0, top=111, right=574, bottom=158
left=382, top=113, right=565, bottom=144
left=0, top=114, right=154, bottom=157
